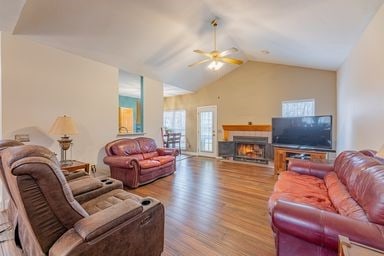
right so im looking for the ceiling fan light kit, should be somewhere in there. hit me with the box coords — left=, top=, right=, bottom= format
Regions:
left=189, top=19, right=243, bottom=71
left=208, top=60, right=224, bottom=71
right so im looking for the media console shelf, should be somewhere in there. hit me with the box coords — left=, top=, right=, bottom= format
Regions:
left=274, top=147, right=328, bottom=175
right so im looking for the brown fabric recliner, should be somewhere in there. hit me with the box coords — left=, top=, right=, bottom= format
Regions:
left=104, top=137, right=179, bottom=188
left=2, top=145, right=164, bottom=256
left=0, top=139, right=24, bottom=227
left=0, top=140, right=123, bottom=213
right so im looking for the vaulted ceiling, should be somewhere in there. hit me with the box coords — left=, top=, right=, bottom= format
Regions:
left=1, top=0, right=383, bottom=92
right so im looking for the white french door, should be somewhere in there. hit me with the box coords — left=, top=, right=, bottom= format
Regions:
left=197, top=106, right=217, bottom=157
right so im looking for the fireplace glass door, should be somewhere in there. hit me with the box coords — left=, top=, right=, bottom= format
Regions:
left=236, top=143, right=264, bottom=159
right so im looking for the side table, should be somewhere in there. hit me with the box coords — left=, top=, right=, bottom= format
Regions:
left=339, top=235, right=384, bottom=256
left=60, top=160, right=90, bottom=174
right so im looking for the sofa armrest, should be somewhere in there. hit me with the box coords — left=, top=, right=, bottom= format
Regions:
left=49, top=228, right=83, bottom=256
left=157, top=148, right=179, bottom=157
left=74, top=199, right=143, bottom=241
left=63, top=169, right=88, bottom=181
left=103, top=156, right=140, bottom=168
left=359, top=149, right=377, bottom=157
left=288, top=159, right=334, bottom=178
left=272, top=200, right=384, bottom=251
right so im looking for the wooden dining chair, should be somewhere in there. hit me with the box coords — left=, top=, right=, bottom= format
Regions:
left=167, top=133, right=182, bottom=154
left=161, top=127, right=168, bottom=147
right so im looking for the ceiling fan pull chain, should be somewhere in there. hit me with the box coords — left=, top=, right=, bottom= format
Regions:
left=212, top=19, right=217, bottom=51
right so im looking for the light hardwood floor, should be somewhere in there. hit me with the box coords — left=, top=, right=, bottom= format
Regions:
left=130, top=156, right=277, bottom=256
left=0, top=156, right=276, bottom=256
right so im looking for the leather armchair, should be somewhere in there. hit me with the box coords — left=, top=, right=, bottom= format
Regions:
left=1, top=145, right=164, bottom=256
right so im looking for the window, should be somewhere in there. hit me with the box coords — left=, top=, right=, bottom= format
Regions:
left=282, top=99, right=315, bottom=117
left=118, top=70, right=144, bottom=134
left=163, top=110, right=186, bottom=149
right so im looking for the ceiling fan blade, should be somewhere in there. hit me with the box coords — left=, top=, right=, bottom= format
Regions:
left=193, top=49, right=213, bottom=58
left=218, top=47, right=239, bottom=57
left=191, top=20, right=244, bottom=68
left=188, top=58, right=210, bottom=67
left=218, top=57, right=244, bottom=65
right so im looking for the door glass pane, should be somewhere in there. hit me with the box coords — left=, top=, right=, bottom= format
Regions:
left=199, top=111, right=213, bottom=152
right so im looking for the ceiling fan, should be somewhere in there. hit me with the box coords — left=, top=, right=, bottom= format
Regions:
left=189, top=19, right=243, bottom=70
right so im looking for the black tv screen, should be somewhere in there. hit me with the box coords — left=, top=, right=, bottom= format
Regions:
left=272, top=115, right=332, bottom=150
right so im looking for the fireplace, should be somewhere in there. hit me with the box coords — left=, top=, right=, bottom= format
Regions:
left=236, top=143, right=264, bottom=159
left=219, top=136, right=271, bottom=164
left=233, top=136, right=268, bottom=164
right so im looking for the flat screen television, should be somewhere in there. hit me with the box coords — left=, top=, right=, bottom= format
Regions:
left=272, top=115, right=332, bottom=150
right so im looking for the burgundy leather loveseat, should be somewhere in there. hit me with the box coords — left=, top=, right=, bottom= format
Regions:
left=104, top=137, right=179, bottom=188
left=269, top=150, right=384, bottom=256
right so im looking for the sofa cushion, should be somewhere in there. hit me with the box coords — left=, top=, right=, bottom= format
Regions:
left=335, top=151, right=382, bottom=193
left=324, top=172, right=368, bottom=221
left=69, top=176, right=103, bottom=196
left=275, top=171, right=327, bottom=192
left=136, top=137, right=158, bottom=153
left=269, top=171, right=336, bottom=213
left=139, top=159, right=161, bottom=169
left=111, top=139, right=142, bottom=156
left=143, top=151, right=159, bottom=159
left=352, top=165, right=384, bottom=225
left=81, top=189, right=142, bottom=215
left=151, top=155, right=175, bottom=165
left=74, top=177, right=124, bottom=204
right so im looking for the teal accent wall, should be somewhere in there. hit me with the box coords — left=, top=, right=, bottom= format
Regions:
left=118, top=75, right=144, bottom=133
left=119, top=95, right=138, bottom=132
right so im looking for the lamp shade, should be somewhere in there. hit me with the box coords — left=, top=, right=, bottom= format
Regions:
left=49, top=115, right=78, bottom=136
left=376, top=145, right=384, bottom=159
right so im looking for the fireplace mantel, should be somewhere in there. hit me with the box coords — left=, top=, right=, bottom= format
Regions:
left=222, top=124, right=272, bottom=141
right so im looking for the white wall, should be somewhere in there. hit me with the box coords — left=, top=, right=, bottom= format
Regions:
left=2, top=34, right=118, bottom=169
left=1, top=34, right=164, bottom=171
left=337, top=5, right=384, bottom=152
left=143, top=77, right=164, bottom=146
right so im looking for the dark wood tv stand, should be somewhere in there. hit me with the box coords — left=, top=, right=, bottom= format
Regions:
left=274, top=146, right=328, bottom=175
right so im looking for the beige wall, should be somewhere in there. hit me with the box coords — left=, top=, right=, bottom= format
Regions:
left=0, top=32, right=2, bottom=140
left=1, top=34, right=164, bottom=171
left=165, top=61, right=336, bottom=152
left=0, top=32, right=5, bottom=211
left=337, top=5, right=384, bottom=152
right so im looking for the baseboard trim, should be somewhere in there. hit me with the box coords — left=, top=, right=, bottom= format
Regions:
left=220, top=159, right=274, bottom=169
left=181, top=151, right=198, bottom=156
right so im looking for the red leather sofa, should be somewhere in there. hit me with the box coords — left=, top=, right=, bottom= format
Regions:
left=104, top=137, right=179, bottom=188
left=269, top=150, right=384, bottom=256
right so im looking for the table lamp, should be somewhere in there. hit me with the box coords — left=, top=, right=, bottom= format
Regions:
left=376, top=145, right=384, bottom=159
left=49, top=115, right=78, bottom=164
